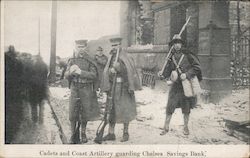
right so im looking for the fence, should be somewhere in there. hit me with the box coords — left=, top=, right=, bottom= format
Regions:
left=230, top=29, right=250, bottom=88
left=141, top=69, right=156, bottom=88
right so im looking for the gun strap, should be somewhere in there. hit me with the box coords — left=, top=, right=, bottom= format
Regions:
left=172, top=54, right=185, bottom=73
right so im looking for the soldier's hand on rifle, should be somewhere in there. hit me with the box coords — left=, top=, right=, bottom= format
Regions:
left=113, top=62, right=120, bottom=71
left=110, top=67, right=117, bottom=74
left=157, top=71, right=164, bottom=79
left=180, top=73, right=187, bottom=80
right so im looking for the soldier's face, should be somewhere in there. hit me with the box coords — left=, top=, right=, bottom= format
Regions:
left=111, top=44, right=120, bottom=54
left=174, top=43, right=182, bottom=51
left=97, top=50, right=103, bottom=56
left=110, top=48, right=118, bottom=54
left=79, top=51, right=86, bottom=57
left=9, top=46, right=15, bottom=52
left=76, top=47, right=87, bottom=57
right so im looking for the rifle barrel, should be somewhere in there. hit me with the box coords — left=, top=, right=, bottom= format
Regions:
left=159, top=16, right=191, bottom=76
left=178, top=16, right=191, bottom=36
left=94, top=47, right=121, bottom=144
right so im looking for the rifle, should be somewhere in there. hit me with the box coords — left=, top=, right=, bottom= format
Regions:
left=94, top=47, right=120, bottom=144
left=158, top=16, right=191, bottom=77
left=71, top=76, right=81, bottom=144
left=68, top=51, right=77, bottom=89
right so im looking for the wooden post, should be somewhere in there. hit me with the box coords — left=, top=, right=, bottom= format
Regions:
left=49, top=0, right=57, bottom=83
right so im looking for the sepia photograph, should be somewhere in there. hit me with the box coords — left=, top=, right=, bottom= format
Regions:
left=0, top=0, right=249, bottom=157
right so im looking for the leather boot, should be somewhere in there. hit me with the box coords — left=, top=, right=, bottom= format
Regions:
left=81, top=121, right=88, bottom=143
left=31, top=105, right=38, bottom=123
left=70, top=121, right=80, bottom=144
left=160, top=114, right=172, bottom=135
left=183, top=114, right=190, bottom=135
left=121, top=123, right=129, bottom=142
left=103, top=123, right=116, bottom=141
left=38, top=103, right=44, bottom=124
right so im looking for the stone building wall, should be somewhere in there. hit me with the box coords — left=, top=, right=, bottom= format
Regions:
left=153, top=9, right=171, bottom=45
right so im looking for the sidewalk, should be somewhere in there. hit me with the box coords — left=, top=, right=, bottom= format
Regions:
left=12, top=100, right=62, bottom=144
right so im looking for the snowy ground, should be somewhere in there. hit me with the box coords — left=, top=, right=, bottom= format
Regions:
left=13, top=83, right=249, bottom=144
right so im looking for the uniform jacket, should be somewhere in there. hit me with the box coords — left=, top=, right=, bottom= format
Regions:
left=162, top=48, right=202, bottom=113
left=94, top=54, right=108, bottom=88
left=65, top=53, right=99, bottom=121
left=101, top=48, right=141, bottom=92
left=101, top=48, right=141, bottom=123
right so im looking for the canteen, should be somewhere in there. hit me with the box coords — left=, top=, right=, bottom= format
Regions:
left=170, top=70, right=178, bottom=82
left=182, top=79, right=194, bottom=97
left=190, top=76, right=201, bottom=95
left=166, top=80, right=173, bottom=86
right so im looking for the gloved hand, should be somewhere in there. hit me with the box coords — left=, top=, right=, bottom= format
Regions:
left=110, top=67, right=116, bottom=74
left=113, top=62, right=120, bottom=71
left=157, top=71, right=164, bottom=78
left=70, top=65, right=81, bottom=76
left=180, top=73, right=187, bottom=80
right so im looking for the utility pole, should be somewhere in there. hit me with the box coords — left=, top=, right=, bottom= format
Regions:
left=49, top=0, right=57, bottom=83
left=38, top=17, right=40, bottom=56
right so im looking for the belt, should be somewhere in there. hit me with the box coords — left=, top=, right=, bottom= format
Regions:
left=73, top=78, right=92, bottom=84
left=116, top=77, right=123, bottom=83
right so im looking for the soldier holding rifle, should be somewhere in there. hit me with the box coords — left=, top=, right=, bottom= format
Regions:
left=158, top=34, right=202, bottom=136
left=65, top=40, right=99, bottom=144
left=100, top=37, right=141, bottom=142
left=94, top=46, right=108, bottom=97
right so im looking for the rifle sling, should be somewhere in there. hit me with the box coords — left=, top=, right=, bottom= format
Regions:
left=172, top=54, right=185, bottom=73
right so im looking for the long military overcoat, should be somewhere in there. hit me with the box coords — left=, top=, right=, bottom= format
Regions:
left=101, top=49, right=141, bottom=123
left=162, top=48, right=202, bottom=114
left=94, top=54, right=108, bottom=88
left=65, top=56, right=99, bottom=122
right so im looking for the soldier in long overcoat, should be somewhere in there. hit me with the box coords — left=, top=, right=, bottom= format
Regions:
left=65, top=40, right=99, bottom=144
left=94, top=46, right=108, bottom=95
left=158, top=34, right=202, bottom=135
left=101, top=38, right=141, bottom=142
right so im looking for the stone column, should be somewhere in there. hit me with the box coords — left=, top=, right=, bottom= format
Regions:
left=198, top=1, right=232, bottom=103
left=186, top=2, right=199, bottom=54
left=120, top=1, right=138, bottom=47
left=170, top=4, right=186, bottom=40
left=139, top=0, right=154, bottom=45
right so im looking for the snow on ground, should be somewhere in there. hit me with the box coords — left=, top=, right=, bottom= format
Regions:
left=13, top=85, right=249, bottom=144
left=47, top=85, right=248, bottom=144
left=134, top=86, right=248, bottom=144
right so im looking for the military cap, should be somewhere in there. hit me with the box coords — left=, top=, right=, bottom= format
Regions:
left=75, top=39, right=88, bottom=48
left=109, top=37, right=122, bottom=46
left=169, top=34, right=185, bottom=46
left=96, top=46, right=103, bottom=51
